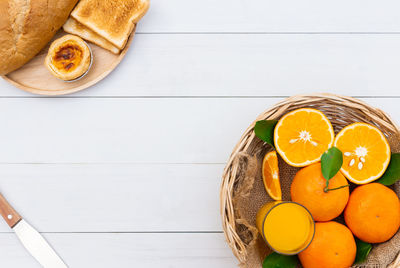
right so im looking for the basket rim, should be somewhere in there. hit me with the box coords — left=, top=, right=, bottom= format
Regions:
left=220, top=93, right=400, bottom=264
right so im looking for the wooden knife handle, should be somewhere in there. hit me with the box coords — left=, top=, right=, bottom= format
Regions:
left=0, top=194, right=22, bottom=228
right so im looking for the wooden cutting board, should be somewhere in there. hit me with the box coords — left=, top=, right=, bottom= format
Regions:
left=1, top=30, right=134, bottom=96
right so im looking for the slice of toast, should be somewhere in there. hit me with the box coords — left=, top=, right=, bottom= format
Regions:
left=63, top=18, right=120, bottom=54
left=71, top=0, right=149, bottom=50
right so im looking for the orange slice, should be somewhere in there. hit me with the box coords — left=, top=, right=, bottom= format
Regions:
left=262, top=151, right=282, bottom=200
left=274, top=108, right=335, bottom=167
left=334, top=122, right=391, bottom=184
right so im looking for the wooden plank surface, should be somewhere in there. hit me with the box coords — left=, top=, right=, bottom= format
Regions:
left=0, top=233, right=236, bottom=268
left=1, top=1, right=400, bottom=266
left=0, top=164, right=224, bottom=232
left=3, top=34, right=400, bottom=97
left=138, top=0, right=400, bottom=33
left=0, top=97, right=396, bottom=266
left=0, top=97, right=270, bottom=163
left=0, top=98, right=394, bottom=233
left=0, top=98, right=397, bottom=163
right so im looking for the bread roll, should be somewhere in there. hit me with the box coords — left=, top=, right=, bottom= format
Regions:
left=0, top=0, right=79, bottom=75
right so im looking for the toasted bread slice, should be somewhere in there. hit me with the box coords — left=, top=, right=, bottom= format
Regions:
left=63, top=18, right=120, bottom=54
left=71, top=0, right=149, bottom=50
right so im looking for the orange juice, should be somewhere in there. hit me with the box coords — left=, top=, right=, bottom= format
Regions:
left=256, top=201, right=315, bottom=255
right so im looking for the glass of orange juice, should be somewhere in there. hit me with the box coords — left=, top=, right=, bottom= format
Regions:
left=256, top=201, right=315, bottom=255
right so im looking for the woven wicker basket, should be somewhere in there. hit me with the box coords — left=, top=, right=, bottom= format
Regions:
left=221, top=94, right=400, bottom=267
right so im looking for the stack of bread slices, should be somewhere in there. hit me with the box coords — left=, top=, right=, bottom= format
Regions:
left=64, top=0, right=150, bottom=54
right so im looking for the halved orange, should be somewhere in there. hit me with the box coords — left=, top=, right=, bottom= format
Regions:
left=334, top=122, right=391, bottom=184
left=274, top=108, right=335, bottom=167
left=262, top=151, right=282, bottom=200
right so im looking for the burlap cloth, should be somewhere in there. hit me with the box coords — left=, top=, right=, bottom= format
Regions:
left=231, top=133, right=400, bottom=268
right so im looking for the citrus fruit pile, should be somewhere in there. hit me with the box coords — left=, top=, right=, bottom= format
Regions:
left=259, top=108, right=400, bottom=268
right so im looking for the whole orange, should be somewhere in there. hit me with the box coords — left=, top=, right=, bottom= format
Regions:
left=291, top=163, right=349, bottom=221
left=299, top=221, right=356, bottom=268
left=344, top=183, right=400, bottom=243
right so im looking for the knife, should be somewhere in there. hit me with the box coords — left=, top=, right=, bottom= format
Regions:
left=0, top=193, right=67, bottom=267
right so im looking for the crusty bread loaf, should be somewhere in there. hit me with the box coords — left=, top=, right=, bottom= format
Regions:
left=71, top=0, right=149, bottom=50
left=63, top=18, right=120, bottom=54
left=0, top=0, right=79, bottom=75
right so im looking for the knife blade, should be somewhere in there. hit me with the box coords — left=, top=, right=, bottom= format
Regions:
left=13, top=219, right=67, bottom=268
left=0, top=193, right=67, bottom=267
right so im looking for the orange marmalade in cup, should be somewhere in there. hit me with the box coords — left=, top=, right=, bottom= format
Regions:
left=256, top=201, right=315, bottom=255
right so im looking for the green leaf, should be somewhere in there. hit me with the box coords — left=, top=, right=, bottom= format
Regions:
left=262, top=252, right=298, bottom=268
left=254, top=120, right=278, bottom=147
left=354, top=239, right=372, bottom=264
left=321, top=147, right=343, bottom=180
left=377, top=153, right=400, bottom=186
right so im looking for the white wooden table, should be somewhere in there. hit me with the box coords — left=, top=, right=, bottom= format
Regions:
left=0, top=1, right=400, bottom=267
